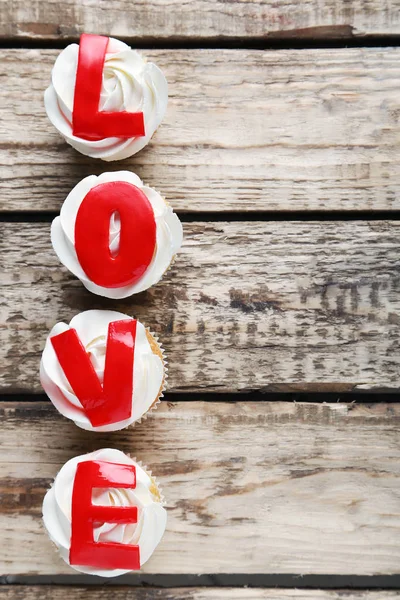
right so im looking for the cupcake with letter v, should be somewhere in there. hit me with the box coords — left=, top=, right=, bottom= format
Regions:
left=40, top=310, right=166, bottom=432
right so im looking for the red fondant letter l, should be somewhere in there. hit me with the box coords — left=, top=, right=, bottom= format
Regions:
left=51, top=319, right=137, bottom=427
left=70, top=460, right=140, bottom=570
left=72, top=33, right=145, bottom=141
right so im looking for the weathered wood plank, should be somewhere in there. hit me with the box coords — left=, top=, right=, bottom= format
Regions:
left=1, top=588, right=399, bottom=600
left=2, top=48, right=400, bottom=213
left=1, top=0, right=400, bottom=41
left=2, top=221, right=400, bottom=393
left=1, top=401, right=400, bottom=575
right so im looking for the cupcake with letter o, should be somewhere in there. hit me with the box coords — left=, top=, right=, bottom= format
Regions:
left=51, top=171, right=183, bottom=299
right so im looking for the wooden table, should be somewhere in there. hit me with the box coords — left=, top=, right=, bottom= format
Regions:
left=1, top=2, right=400, bottom=599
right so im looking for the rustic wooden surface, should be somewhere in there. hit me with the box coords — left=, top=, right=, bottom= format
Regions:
left=2, top=401, right=400, bottom=575
left=1, top=0, right=400, bottom=41
left=2, top=48, right=400, bottom=213
left=1, top=589, right=399, bottom=600
left=1, top=221, right=400, bottom=393
left=1, top=0, right=400, bottom=594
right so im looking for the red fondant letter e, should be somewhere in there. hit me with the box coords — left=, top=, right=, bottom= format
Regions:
left=70, top=460, right=140, bottom=570
left=72, top=33, right=145, bottom=141
left=74, top=181, right=156, bottom=289
left=51, top=319, right=137, bottom=427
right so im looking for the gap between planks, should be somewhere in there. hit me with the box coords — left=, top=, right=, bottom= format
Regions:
left=0, top=392, right=399, bottom=404
left=4, top=211, right=400, bottom=223
left=4, top=36, right=400, bottom=50
left=1, top=584, right=400, bottom=597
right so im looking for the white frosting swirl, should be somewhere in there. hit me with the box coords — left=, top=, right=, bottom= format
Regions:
left=42, top=448, right=167, bottom=576
left=44, top=37, right=168, bottom=161
left=40, top=310, right=165, bottom=432
left=51, top=171, right=183, bottom=299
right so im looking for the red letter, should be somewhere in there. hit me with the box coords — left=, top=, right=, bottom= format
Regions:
left=72, top=33, right=145, bottom=141
left=51, top=319, right=137, bottom=427
left=70, top=460, right=140, bottom=570
left=74, top=181, right=156, bottom=288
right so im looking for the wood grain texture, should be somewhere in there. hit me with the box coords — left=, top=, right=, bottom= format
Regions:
left=1, top=401, right=400, bottom=575
left=1, top=589, right=399, bottom=600
left=2, top=221, right=400, bottom=393
left=2, top=48, right=400, bottom=213
left=1, top=0, right=400, bottom=41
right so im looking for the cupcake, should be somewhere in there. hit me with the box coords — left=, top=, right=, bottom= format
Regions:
left=40, top=310, right=166, bottom=432
left=51, top=171, right=183, bottom=299
left=44, top=33, right=168, bottom=161
left=43, top=449, right=167, bottom=576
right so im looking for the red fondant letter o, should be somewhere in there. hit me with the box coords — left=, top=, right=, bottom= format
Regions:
left=75, top=181, right=156, bottom=288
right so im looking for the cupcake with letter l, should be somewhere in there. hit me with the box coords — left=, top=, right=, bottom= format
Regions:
left=44, top=33, right=168, bottom=160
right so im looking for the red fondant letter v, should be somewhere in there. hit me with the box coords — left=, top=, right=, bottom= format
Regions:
left=51, top=319, right=137, bottom=427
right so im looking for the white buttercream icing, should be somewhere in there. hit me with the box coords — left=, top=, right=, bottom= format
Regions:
left=42, top=448, right=167, bottom=576
left=51, top=171, right=183, bottom=299
left=40, top=310, right=165, bottom=432
left=44, top=37, right=168, bottom=161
